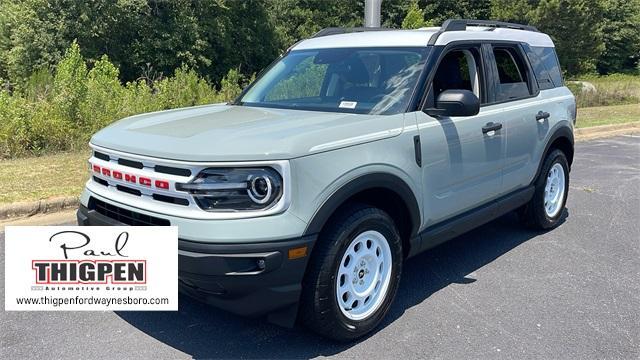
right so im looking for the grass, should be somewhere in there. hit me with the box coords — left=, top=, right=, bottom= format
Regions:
left=0, top=103, right=638, bottom=206
left=568, top=74, right=640, bottom=108
left=576, top=103, right=640, bottom=128
left=0, top=150, right=89, bottom=205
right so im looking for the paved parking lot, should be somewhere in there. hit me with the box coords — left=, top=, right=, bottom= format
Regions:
left=1, top=135, right=639, bottom=359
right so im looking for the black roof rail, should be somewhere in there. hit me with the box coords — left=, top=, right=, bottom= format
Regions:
left=312, top=27, right=388, bottom=38
left=441, top=19, right=539, bottom=32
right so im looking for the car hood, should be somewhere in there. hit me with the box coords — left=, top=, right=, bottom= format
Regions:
left=90, top=104, right=404, bottom=161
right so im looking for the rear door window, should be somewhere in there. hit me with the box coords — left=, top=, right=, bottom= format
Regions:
left=492, top=46, right=533, bottom=102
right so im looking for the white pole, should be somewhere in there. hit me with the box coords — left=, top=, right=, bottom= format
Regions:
left=364, top=0, right=382, bottom=28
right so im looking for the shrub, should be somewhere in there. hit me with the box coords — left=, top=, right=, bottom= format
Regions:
left=218, top=68, right=244, bottom=103
left=0, top=42, right=244, bottom=159
left=0, top=91, right=72, bottom=157
left=23, top=68, right=54, bottom=102
left=52, top=41, right=88, bottom=125
left=79, top=55, right=124, bottom=135
left=155, top=66, right=222, bottom=109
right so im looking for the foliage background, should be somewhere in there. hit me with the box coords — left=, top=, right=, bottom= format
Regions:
left=2, top=0, right=638, bottom=86
left=0, top=0, right=638, bottom=158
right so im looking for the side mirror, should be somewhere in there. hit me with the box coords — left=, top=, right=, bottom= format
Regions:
left=425, top=89, right=480, bottom=117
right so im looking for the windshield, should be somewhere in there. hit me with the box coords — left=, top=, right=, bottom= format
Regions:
left=238, top=47, right=430, bottom=115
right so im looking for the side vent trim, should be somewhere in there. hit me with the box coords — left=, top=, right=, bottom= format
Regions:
left=413, top=135, right=422, bottom=167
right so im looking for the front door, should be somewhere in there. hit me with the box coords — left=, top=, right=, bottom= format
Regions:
left=415, top=46, right=505, bottom=226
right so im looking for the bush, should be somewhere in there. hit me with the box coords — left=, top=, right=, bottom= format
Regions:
left=568, top=74, right=640, bottom=108
left=79, top=54, right=123, bottom=134
left=0, top=90, right=73, bottom=158
left=155, top=66, right=222, bottom=109
left=0, top=42, right=244, bottom=159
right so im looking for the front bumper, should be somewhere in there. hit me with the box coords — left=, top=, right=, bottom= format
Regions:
left=77, top=205, right=316, bottom=327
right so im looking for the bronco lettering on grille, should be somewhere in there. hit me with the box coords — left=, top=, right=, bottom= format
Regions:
left=92, top=164, right=170, bottom=191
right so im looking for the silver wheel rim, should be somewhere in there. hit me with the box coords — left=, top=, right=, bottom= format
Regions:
left=544, top=163, right=566, bottom=218
left=336, top=230, right=392, bottom=321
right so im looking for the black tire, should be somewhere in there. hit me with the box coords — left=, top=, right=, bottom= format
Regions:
left=299, top=203, right=403, bottom=341
left=519, top=149, right=570, bottom=229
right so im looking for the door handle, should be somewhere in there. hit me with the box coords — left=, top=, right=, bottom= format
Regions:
left=482, top=122, right=503, bottom=134
left=536, top=111, right=550, bottom=122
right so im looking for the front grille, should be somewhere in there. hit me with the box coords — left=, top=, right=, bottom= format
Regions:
left=118, top=158, right=143, bottom=169
left=93, top=176, right=108, bottom=187
left=152, top=193, right=189, bottom=206
left=90, top=149, right=193, bottom=208
left=89, top=197, right=170, bottom=226
left=94, top=151, right=110, bottom=161
left=155, top=165, right=191, bottom=177
left=116, top=185, right=142, bottom=196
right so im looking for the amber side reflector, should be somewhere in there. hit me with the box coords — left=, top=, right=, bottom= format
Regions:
left=288, top=246, right=308, bottom=259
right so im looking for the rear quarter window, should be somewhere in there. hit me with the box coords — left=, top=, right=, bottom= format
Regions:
left=525, top=46, right=564, bottom=89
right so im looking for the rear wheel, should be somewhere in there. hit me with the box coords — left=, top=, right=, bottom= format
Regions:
left=519, top=149, right=569, bottom=229
left=300, top=203, right=402, bottom=341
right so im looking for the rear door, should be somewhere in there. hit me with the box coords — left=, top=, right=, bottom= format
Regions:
left=486, top=43, right=546, bottom=194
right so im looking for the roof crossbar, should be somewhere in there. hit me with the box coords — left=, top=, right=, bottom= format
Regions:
left=441, top=19, right=539, bottom=32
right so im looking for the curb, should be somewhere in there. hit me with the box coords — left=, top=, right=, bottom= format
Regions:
left=0, top=196, right=78, bottom=221
left=0, top=122, right=638, bottom=221
left=575, top=121, right=640, bottom=141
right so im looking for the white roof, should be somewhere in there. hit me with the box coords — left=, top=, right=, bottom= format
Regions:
left=292, top=26, right=554, bottom=51
left=293, top=30, right=438, bottom=50
left=434, top=26, right=554, bottom=47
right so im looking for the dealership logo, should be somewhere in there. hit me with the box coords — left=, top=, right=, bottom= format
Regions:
left=5, top=226, right=177, bottom=311
left=31, top=230, right=146, bottom=285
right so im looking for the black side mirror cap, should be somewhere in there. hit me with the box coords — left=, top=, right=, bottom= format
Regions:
left=424, top=89, right=480, bottom=117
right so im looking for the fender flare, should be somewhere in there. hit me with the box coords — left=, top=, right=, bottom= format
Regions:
left=303, top=173, right=421, bottom=237
left=532, top=125, right=574, bottom=184
left=304, top=173, right=421, bottom=235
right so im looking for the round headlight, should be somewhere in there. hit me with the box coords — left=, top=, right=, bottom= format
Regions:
left=248, top=175, right=272, bottom=204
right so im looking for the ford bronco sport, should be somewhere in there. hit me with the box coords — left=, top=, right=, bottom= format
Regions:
left=78, top=19, right=576, bottom=340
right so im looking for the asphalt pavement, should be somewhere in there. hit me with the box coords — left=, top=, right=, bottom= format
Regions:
left=1, top=135, right=639, bottom=359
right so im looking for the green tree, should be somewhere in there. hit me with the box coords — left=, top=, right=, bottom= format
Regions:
left=419, top=0, right=492, bottom=25
left=401, top=1, right=431, bottom=29
left=1, top=0, right=638, bottom=87
left=533, top=0, right=605, bottom=75
left=0, top=0, right=135, bottom=84
left=490, top=0, right=536, bottom=23
left=266, top=0, right=413, bottom=48
left=382, top=0, right=418, bottom=28
left=266, top=0, right=364, bottom=48
left=597, top=0, right=640, bottom=73
left=0, top=0, right=280, bottom=84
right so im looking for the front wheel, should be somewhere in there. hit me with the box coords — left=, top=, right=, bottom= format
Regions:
left=299, top=203, right=403, bottom=341
left=519, top=149, right=570, bottom=229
